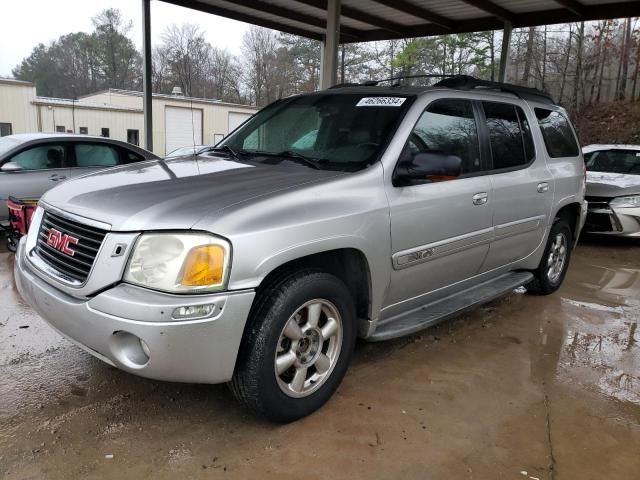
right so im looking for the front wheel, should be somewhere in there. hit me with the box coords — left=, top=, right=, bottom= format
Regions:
left=526, top=219, right=573, bottom=295
left=230, top=271, right=356, bottom=423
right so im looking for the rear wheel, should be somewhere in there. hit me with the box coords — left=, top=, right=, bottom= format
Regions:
left=230, top=270, right=356, bottom=423
left=526, top=219, right=573, bottom=295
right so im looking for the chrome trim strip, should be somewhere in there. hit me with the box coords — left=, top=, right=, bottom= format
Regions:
left=494, top=215, right=546, bottom=239
left=392, top=227, right=494, bottom=270
left=392, top=215, right=546, bottom=271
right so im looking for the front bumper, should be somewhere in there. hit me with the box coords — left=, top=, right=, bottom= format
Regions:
left=576, top=200, right=588, bottom=245
left=14, top=238, right=255, bottom=384
left=585, top=202, right=640, bottom=237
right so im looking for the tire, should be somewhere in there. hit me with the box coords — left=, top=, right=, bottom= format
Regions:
left=526, top=218, right=573, bottom=295
left=6, top=234, right=18, bottom=253
left=230, top=270, right=357, bottom=423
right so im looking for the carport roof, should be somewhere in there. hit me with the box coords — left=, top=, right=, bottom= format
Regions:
left=165, top=0, right=640, bottom=42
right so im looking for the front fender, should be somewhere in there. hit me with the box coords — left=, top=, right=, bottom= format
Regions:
left=200, top=164, right=392, bottom=322
left=227, top=212, right=391, bottom=321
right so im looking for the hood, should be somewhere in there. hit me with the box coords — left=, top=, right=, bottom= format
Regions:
left=586, top=171, right=640, bottom=198
left=41, top=155, right=345, bottom=231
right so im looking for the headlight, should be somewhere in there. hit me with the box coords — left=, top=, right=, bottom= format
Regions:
left=124, top=233, right=231, bottom=293
left=609, top=195, right=640, bottom=208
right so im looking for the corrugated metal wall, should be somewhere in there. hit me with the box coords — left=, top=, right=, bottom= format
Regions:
left=0, top=81, right=38, bottom=134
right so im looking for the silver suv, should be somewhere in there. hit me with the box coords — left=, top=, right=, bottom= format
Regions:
left=15, top=77, right=586, bottom=422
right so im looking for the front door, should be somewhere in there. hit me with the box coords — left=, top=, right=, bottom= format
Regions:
left=384, top=98, right=494, bottom=314
left=0, top=142, right=72, bottom=221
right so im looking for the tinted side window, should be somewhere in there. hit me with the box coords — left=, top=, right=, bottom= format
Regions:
left=408, top=99, right=481, bottom=174
left=483, top=102, right=532, bottom=170
left=10, top=144, right=66, bottom=170
left=517, top=108, right=535, bottom=162
left=74, top=144, right=120, bottom=167
left=535, top=109, right=579, bottom=158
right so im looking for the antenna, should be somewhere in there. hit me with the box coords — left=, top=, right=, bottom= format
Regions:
left=185, top=55, right=200, bottom=175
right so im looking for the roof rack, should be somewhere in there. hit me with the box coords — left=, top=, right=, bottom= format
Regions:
left=327, top=74, right=555, bottom=105
left=434, top=75, right=555, bottom=104
left=328, top=74, right=455, bottom=89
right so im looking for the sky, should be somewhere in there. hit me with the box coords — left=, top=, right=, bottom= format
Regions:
left=0, top=0, right=249, bottom=76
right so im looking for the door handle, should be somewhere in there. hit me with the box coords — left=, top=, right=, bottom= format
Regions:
left=537, top=182, right=549, bottom=193
left=472, top=192, right=488, bottom=206
left=49, top=174, right=67, bottom=181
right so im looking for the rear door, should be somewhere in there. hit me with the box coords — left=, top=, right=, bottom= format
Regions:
left=479, top=100, right=554, bottom=272
left=68, top=142, right=123, bottom=178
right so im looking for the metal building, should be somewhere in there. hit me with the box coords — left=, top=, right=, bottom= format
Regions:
left=0, top=79, right=258, bottom=156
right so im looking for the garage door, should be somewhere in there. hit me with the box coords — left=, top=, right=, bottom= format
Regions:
left=228, top=112, right=253, bottom=133
left=165, top=106, right=202, bottom=155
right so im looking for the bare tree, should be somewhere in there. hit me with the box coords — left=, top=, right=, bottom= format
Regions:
left=160, top=24, right=211, bottom=97
left=241, top=26, right=279, bottom=105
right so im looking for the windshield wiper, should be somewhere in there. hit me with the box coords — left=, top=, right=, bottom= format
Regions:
left=252, top=150, right=322, bottom=170
left=208, top=145, right=242, bottom=161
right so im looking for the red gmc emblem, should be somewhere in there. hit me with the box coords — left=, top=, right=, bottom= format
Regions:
left=46, top=228, right=79, bottom=256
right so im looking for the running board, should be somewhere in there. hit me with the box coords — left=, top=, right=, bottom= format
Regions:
left=369, top=271, right=533, bottom=342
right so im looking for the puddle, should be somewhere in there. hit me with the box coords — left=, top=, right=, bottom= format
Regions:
left=554, top=243, right=640, bottom=406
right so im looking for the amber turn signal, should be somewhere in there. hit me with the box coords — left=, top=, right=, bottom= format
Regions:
left=181, top=245, right=226, bottom=287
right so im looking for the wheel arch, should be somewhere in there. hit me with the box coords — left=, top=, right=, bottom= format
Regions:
left=253, top=248, right=373, bottom=325
left=553, top=201, right=583, bottom=246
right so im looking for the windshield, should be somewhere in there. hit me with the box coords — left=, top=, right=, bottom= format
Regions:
left=0, top=137, right=21, bottom=158
left=585, top=149, right=640, bottom=175
left=220, top=93, right=413, bottom=171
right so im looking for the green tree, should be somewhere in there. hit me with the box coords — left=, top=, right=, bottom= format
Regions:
left=92, top=9, right=141, bottom=90
left=13, top=8, right=140, bottom=98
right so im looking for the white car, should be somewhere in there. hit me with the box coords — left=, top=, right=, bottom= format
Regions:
left=583, top=144, right=640, bottom=236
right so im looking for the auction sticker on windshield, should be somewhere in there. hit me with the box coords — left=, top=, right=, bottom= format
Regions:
left=356, top=97, right=406, bottom=107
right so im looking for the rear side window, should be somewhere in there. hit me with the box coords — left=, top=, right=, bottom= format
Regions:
left=535, top=109, right=579, bottom=158
left=483, top=102, right=534, bottom=170
left=74, top=144, right=120, bottom=167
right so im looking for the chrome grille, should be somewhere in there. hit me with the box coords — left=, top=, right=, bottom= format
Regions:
left=35, top=211, right=107, bottom=283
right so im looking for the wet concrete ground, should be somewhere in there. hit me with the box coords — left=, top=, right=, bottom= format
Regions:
left=1, top=235, right=639, bottom=480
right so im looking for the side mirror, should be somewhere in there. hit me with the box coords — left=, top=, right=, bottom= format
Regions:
left=395, top=151, right=462, bottom=184
left=1, top=162, right=23, bottom=173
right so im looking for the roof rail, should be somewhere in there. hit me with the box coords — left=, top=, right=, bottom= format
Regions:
left=328, top=74, right=456, bottom=89
left=434, top=75, right=555, bottom=104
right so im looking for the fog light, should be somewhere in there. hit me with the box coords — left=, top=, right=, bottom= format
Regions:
left=109, top=331, right=149, bottom=369
left=172, top=304, right=216, bottom=320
